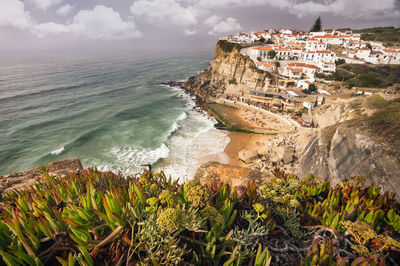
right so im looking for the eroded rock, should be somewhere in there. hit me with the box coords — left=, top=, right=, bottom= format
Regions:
left=0, top=158, right=83, bottom=193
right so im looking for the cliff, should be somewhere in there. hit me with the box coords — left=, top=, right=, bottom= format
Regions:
left=299, top=98, right=400, bottom=197
left=183, top=40, right=271, bottom=102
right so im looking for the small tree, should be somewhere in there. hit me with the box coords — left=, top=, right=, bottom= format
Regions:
left=308, top=83, right=317, bottom=92
left=366, top=43, right=372, bottom=49
left=335, top=58, right=346, bottom=65
left=268, top=50, right=276, bottom=59
left=259, top=37, right=265, bottom=43
left=310, top=16, right=322, bottom=32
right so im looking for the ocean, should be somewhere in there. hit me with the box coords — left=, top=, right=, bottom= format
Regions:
left=0, top=52, right=229, bottom=181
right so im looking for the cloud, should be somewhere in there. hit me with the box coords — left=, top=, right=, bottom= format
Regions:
left=194, top=0, right=400, bottom=20
left=57, top=4, right=73, bottom=16
left=29, top=0, right=63, bottom=10
left=67, top=5, right=142, bottom=40
left=33, top=22, right=70, bottom=37
left=0, top=0, right=33, bottom=29
left=184, top=28, right=197, bottom=35
left=204, top=15, right=221, bottom=26
left=208, top=17, right=241, bottom=35
left=130, top=0, right=197, bottom=31
left=281, top=0, right=400, bottom=20
left=0, top=2, right=142, bottom=40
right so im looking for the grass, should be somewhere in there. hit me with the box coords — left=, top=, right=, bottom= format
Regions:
left=1, top=167, right=400, bottom=265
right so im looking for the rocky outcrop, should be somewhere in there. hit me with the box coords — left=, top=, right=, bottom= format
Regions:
left=194, top=161, right=264, bottom=192
left=299, top=126, right=400, bottom=198
left=0, top=158, right=83, bottom=193
left=183, top=41, right=270, bottom=102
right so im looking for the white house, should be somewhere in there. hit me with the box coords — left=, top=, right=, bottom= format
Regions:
left=291, top=48, right=303, bottom=60
left=343, top=40, right=367, bottom=49
left=256, top=62, right=276, bottom=72
left=309, top=31, right=327, bottom=37
left=317, top=60, right=336, bottom=73
left=252, top=46, right=273, bottom=60
left=287, top=62, right=320, bottom=78
left=275, top=48, right=292, bottom=60
left=305, top=41, right=328, bottom=51
left=278, top=67, right=302, bottom=79
left=382, top=49, right=400, bottom=64
left=302, top=50, right=335, bottom=63
left=297, top=79, right=313, bottom=89
left=355, top=48, right=371, bottom=61
left=315, top=35, right=343, bottom=45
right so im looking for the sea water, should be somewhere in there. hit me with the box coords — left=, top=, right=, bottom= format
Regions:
left=0, top=52, right=229, bottom=181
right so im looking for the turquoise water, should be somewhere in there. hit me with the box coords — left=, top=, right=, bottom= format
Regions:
left=0, top=53, right=229, bottom=180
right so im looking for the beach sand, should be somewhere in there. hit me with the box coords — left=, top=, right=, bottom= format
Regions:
left=207, top=103, right=293, bottom=134
left=224, top=131, right=274, bottom=167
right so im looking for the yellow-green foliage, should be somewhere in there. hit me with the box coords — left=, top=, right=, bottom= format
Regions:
left=157, top=208, right=182, bottom=233
left=0, top=167, right=400, bottom=265
left=183, top=180, right=210, bottom=208
left=159, top=190, right=177, bottom=207
left=341, top=220, right=400, bottom=257
left=201, top=206, right=223, bottom=224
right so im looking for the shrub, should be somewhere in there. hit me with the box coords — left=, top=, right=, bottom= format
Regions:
left=229, top=78, right=238, bottom=85
left=218, top=40, right=242, bottom=53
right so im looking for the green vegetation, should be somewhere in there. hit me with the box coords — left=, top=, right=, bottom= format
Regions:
left=228, top=78, right=238, bottom=85
left=310, top=16, right=322, bottom=32
left=354, top=26, right=400, bottom=43
left=308, top=83, right=317, bottom=92
left=359, top=98, right=400, bottom=147
left=335, top=59, right=346, bottom=65
left=316, top=64, right=400, bottom=88
left=218, top=40, right=242, bottom=53
left=206, top=103, right=256, bottom=133
left=366, top=95, right=387, bottom=109
left=1, top=167, right=400, bottom=265
left=267, top=50, right=276, bottom=59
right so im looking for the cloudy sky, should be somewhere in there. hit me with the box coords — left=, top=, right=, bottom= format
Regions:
left=0, top=0, right=399, bottom=53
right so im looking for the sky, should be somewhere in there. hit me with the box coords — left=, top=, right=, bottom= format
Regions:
left=0, top=0, right=399, bottom=53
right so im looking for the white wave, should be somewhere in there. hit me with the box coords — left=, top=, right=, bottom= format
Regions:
left=96, top=143, right=170, bottom=176
left=154, top=106, right=230, bottom=183
left=51, top=146, right=65, bottom=155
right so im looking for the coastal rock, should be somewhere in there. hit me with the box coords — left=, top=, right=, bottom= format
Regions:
left=299, top=127, right=400, bottom=199
left=238, top=149, right=259, bottom=163
left=0, top=158, right=83, bottom=193
left=282, top=146, right=295, bottom=164
left=194, top=161, right=263, bottom=193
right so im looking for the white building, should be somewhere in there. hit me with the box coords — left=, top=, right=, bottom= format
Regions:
left=302, top=50, right=335, bottom=63
left=256, top=62, right=276, bottom=72
left=355, top=48, right=371, bottom=60
left=317, top=60, right=336, bottom=73
left=305, top=41, right=328, bottom=51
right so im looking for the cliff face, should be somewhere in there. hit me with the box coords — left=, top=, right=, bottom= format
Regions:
left=183, top=41, right=270, bottom=102
left=299, top=126, right=400, bottom=197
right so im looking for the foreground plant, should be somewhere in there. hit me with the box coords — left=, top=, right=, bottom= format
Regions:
left=0, top=167, right=399, bottom=265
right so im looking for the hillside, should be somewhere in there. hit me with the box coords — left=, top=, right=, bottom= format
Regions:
left=334, top=26, right=400, bottom=44
left=317, top=64, right=400, bottom=89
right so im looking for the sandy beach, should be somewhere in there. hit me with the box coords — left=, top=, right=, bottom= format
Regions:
left=204, top=103, right=314, bottom=171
